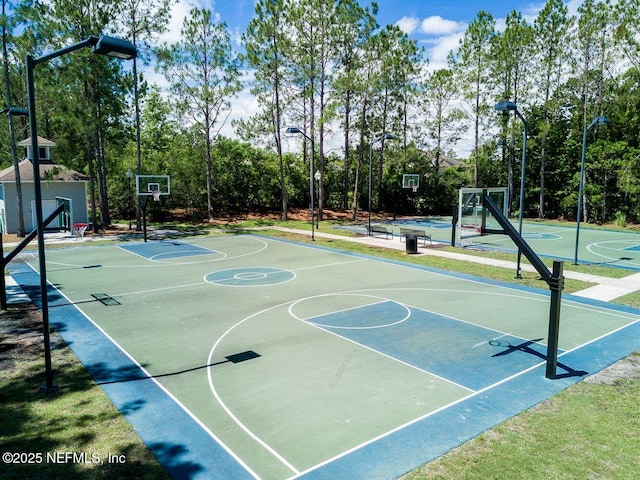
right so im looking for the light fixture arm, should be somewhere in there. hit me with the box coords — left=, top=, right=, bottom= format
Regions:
left=33, top=37, right=97, bottom=65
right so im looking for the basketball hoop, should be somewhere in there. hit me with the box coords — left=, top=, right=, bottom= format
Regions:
left=151, top=190, right=161, bottom=202
left=402, top=174, right=420, bottom=193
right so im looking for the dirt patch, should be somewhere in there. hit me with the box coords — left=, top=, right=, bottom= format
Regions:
left=0, top=304, right=46, bottom=371
left=583, top=353, right=640, bottom=385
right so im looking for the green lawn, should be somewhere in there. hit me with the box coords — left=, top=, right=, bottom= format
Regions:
left=403, top=361, right=640, bottom=479
left=0, top=306, right=170, bottom=480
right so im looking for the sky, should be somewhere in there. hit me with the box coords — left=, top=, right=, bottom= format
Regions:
left=148, top=0, right=583, bottom=155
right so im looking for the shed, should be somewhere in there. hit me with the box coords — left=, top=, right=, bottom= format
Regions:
left=0, top=136, right=89, bottom=234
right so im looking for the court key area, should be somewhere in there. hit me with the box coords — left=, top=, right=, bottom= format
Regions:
left=8, top=234, right=640, bottom=479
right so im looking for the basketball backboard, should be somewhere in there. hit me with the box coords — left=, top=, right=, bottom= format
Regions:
left=136, top=175, right=170, bottom=197
left=457, top=187, right=508, bottom=241
left=402, top=174, right=420, bottom=191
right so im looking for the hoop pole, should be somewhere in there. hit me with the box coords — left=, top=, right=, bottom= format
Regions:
left=142, top=195, right=149, bottom=242
left=546, top=261, right=564, bottom=379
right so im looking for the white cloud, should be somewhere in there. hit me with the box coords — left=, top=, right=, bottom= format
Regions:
left=158, top=0, right=225, bottom=45
left=396, top=16, right=420, bottom=35
left=426, top=33, right=464, bottom=68
left=420, top=16, right=466, bottom=36
left=158, top=1, right=190, bottom=44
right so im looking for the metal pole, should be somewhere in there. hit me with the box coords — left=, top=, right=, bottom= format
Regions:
left=27, top=54, right=57, bottom=393
left=310, top=137, right=315, bottom=241
left=0, top=231, right=6, bottom=310
left=21, top=37, right=134, bottom=392
left=546, top=261, right=564, bottom=379
left=575, top=121, right=592, bottom=265
left=315, top=172, right=320, bottom=229
left=368, top=140, right=373, bottom=235
left=515, top=110, right=528, bottom=279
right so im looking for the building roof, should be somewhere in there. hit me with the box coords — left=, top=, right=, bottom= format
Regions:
left=16, top=136, right=57, bottom=147
left=0, top=159, right=89, bottom=182
left=424, top=150, right=461, bottom=169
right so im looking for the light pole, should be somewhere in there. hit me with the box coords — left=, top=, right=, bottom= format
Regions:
left=0, top=107, right=29, bottom=311
left=314, top=170, right=321, bottom=229
left=286, top=127, right=316, bottom=241
left=368, top=133, right=394, bottom=235
left=495, top=101, right=528, bottom=278
left=574, top=116, right=610, bottom=265
left=27, top=35, right=136, bottom=392
left=126, top=170, right=134, bottom=230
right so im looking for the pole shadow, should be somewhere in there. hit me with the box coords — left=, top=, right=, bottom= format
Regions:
left=96, top=350, right=261, bottom=385
left=491, top=338, right=588, bottom=379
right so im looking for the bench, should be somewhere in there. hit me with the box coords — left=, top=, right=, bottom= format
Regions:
left=399, top=227, right=431, bottom=246
left=367, top=225, right=393, bottom=239
left=72, top=223, right=88, bottom=237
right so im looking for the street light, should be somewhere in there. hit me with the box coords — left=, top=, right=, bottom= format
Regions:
left=574, top=116, right=610, bottom=265
left=27, top=34, right=136, bottom=393
left=495, top=101, right=528, bottom=278
left=286, top=127, right=316, bottom=241
left=369, top=133, right=394, bottom=235
left=314, top=170, right=321, bottom=229
left=0, top=107, right=30, bottom=311
left=126, top=170, right=134, bottom=230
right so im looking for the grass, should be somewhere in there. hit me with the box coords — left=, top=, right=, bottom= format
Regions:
left=2, top=218, right=639, bottom=479
left=402, top=363, right=640, bottom=479
left=0, top=306, right=170, bottom=479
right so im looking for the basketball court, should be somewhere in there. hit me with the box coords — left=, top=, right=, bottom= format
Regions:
left=7, top=233, right=640, bottom=479
left=352, top=186, right=640, bottom=271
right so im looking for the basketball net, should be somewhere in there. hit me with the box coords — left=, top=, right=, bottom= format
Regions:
left=151, top=190, right=161, bottom=202
left=409, top=181, right=417, bottom=193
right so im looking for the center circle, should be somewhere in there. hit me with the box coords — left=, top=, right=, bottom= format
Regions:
left=205, top=267, right=295, bottom=287
left=236, top=272, right=267, bottom=280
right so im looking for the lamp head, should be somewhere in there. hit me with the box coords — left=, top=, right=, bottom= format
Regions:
left=285, top=127, right=302, bottom=134
left=372, top=132, right=394, bottom=143
left=92, top=35, right=136, bottom=60
left=495, top=101, right=518, bottom=112
left=1, top=107, right=29, bottom=117
left=594, top=116, right=610, bottom=125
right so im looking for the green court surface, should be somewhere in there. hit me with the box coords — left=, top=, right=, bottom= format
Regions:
left=359, top=217, right=640, bottom=270
left=8, top=234, right=640, bottom=479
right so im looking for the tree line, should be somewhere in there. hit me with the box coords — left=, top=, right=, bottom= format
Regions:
left=3, top=0, right=640, bottom=233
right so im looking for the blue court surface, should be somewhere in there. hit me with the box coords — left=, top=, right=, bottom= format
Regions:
left=7, top=234, right=640, bottom=479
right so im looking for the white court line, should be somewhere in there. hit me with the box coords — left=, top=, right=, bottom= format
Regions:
left=16, top=259, right=262, bottom=479
left=294, top=356, right=550, bottom=479
left=207, top=300, right=302, bottom=476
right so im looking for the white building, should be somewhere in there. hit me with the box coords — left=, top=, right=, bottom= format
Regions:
left=0, top=136, right=88, bottom=234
